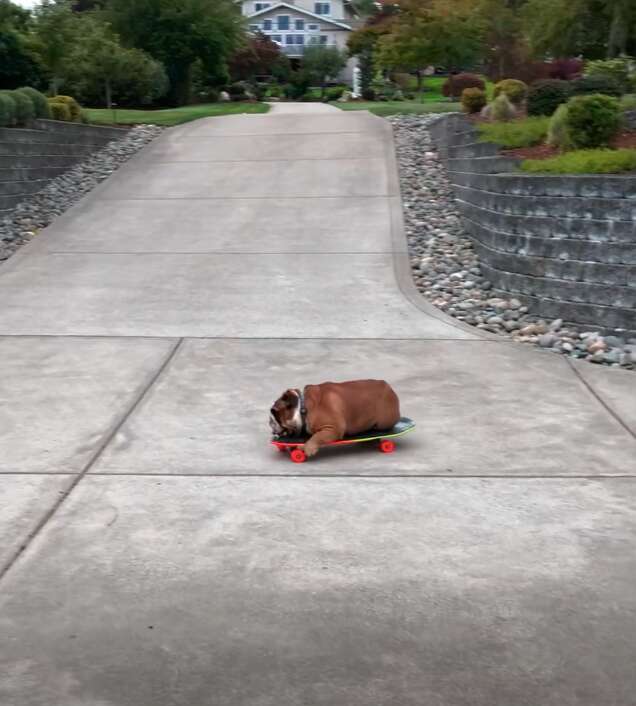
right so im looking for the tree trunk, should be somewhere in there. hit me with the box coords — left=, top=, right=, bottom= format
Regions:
left=105, top=79, right=112, bottom=110
left=607, top=0, right=626, bottom=57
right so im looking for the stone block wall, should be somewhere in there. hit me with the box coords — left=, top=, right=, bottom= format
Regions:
left=428, top=114, right=636, bottom=334
left=0, top=120, right=128, bottom=217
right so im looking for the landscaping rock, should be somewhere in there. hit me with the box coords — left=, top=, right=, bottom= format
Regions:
left=390, top=113, right=634, bottom=371
left=0, top=125, right=161, bottom=264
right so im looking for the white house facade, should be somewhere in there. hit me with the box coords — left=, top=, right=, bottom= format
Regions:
left=241, top=1, right=359, bottom=81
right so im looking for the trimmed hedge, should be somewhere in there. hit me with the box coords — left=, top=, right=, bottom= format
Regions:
left=461, top=87, right=486, bottom=114
left=48, top=95, right=82, bottom=122
left=493, top=79, right=528, bottom=106
left=0, top=92, right=17, bottom=127
left=565, top=94, right=622, bottom=149
left=570, top=75, right=622, bottom=98
left=527, top=79, right=571, bottom=116
left=17, top=87, right=51, bottom=119
left=48, top=100, right=72, bottom=122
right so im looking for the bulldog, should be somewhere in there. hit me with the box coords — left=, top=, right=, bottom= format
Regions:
left=269, top=379, right=400, bottom=458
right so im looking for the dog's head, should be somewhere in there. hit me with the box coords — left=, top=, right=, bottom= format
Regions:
left=269, top=389, right=303, bottom=437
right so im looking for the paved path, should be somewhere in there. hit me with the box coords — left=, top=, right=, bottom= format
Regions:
left=1, top=106, right=635, bottom=706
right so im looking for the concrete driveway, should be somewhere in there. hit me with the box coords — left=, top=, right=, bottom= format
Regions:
left=1, top=104, right=635, bottom=706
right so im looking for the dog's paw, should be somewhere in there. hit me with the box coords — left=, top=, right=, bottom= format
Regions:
left=304, top=440, right=319, bottom=457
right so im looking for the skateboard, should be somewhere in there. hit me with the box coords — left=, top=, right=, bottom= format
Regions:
left=271, top=417, right=415, bottom=463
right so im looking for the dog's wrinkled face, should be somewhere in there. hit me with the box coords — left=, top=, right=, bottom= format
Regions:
left=269, top=389, right=303, bottom=437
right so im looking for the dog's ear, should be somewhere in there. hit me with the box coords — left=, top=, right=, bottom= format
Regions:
left=281, top=389, right=298, bottom=407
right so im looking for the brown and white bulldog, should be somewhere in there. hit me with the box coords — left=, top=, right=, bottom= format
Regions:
left=269, top=380, right=400, bottom=458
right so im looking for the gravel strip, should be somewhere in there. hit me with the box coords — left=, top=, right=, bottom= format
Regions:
left=0, top=124, right=162, bottom=263
left=390, top=114, right=636, bottom=369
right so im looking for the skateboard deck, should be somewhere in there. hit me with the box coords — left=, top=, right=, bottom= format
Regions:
left=272, top=417, right=415, bottom=463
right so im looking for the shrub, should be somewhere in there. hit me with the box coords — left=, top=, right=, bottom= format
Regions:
left=324, top=86, right=345, bottom=102
left=547, top=104, right=573, bottom=150
left=565, top=94, right=622, bottom=149
left=584, top=58, right=631, bottom=95
left=0, top=92, right=17, bottom=127
left=442, top=73, right=485, bottom=99
left=461, top=87, right=486, bottom=114
left=527, top=79, right=572, bottom=116
left=48, top=100, right=71, bottom=122
left=16, top=87, right=51, bottom=119
left=521, top=148, right=636, bottom=174
left=477, top=116, right=549, bottom=148
left=570, top=75, right=622, bottom=98
left=227, top=82, right=246, bottom=97
left=483, top=93, right=517, bottom=121
left=548, top=58, right=584, bottom=81
left=48, top=95, right=82, bottom=122
left=493, top=79, right=528, bottom=106
left=7, top=89, right=34, bottom=125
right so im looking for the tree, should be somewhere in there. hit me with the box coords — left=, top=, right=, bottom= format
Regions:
left=0, top=0, right=31, bottom=31
left=62, top=19, right=168, bottom=107
left=521, top=0, right=634, bottom=59
left=0, top=28, right=45, bottom=89
left=108, top=0, right=244, bottom=105
left=31, top=0, right=81, bottom=94
left=302, top=45, right=347, bottom=96
left=375, top=0, right=483, bottom=80
left=228, top=33, right=281, bottom=82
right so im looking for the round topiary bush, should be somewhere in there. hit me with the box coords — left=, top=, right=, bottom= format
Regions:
left=16, top=87, right=51, bottom=119
left=570, top=75, right=622, bottom=98
left=482, top=94, right=517, bottom=122
left=547, top=103, right=573, bottom=150
left=442, top=73, right=485, bottom=99
left=527, top=79, right=572, bottom=116
left=493, top=79, right=528, bottom=106
left=48, top=95, right=82, bottom=122
left=0, top=92, right=17, bottom=127
left=11, top=90, right=35, bottom=125
left=461, top=87, right=487, bottom=114
left=47, top=99, right=72, bottom=122
left=565, top=94, right=622, bottom=149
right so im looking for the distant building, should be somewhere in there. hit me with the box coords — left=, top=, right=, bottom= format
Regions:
left=240, top=1, right=359, bottom=82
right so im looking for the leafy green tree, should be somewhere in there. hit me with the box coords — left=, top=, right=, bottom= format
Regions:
left=108, top=0, right=244, bottom=105
left=302, top=45, right=347, bottom=96
left=31, top=0, right=80, bottom=94
left=522, top=0, right=634, bottom=59
left=228, top=33, right=281, bottom=82
left=0, top=0, right=31, bottom=31
left=0, top=28, right=45, bottom=89
left=62, top=19, right=168, bottom=107
left=375, top=0, right=483, bottom=79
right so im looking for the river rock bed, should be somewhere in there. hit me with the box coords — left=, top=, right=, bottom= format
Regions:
left=390, top=113, right=636, bottom=369
left=0, top=124, right=162, bottom=263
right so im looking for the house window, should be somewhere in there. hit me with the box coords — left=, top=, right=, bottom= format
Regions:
left=277, top=15, right=290, bottom=30
left=263, top=19, right=272, bottom=30
left=254, top=2, right=270, bottom=11
left=307, top=23, right=319, bottom=30
left=285, top=34, right=294, bottom=44
left=320, top=35, right=328, bottom=44
left=314, top=2, right=330, bottom=15
left=295, top=34, right=305, bottom=44
left=295, top=19, right=305, bottom=30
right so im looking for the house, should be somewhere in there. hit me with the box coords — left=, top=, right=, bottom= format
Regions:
left=241, top=1, right=359, bottom=82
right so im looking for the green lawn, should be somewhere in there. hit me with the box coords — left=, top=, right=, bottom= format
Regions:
left=337, top=101, right=460, bottom=116
left=84, top=102, right=269, bottom=127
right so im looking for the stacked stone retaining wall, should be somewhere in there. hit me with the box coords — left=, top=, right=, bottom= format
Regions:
left=428, top=114, right=636, bottom=334
left=0, top=120, right=128, bottom=217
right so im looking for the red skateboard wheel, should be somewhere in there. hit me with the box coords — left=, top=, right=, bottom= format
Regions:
left=290, top=448, right=307, bottom=463
left=379, top=440, right=396, bottom=454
